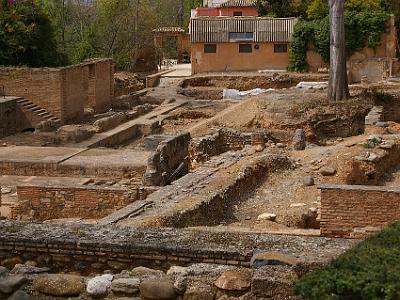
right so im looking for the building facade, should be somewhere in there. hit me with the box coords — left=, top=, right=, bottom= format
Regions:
left=190, top=17, right=297, bottom=74
left=196, top=0, right=258, bottom=17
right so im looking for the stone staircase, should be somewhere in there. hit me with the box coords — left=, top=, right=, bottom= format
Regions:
left=16, top=98, right=62, bottom=129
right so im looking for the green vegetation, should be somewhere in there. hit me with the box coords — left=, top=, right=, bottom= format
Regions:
left=307, top=0, right=381, bottom=20
left=288, top=10, right=389, bottom=72
left=1, top=0, right=201, bottom=69
left=257, top=0, right=311, bottom=18
left=295, top=221, right=400, bottom=300
left=0, top=0, right=64, bottom=67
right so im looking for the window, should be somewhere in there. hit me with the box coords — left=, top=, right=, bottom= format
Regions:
left=274, top=43, right=288, bottom=53
left=229, top=32, right=253, bottom=42
left=204, top=44, right=217, bottom=53
left=233, top=11, right=243, bottom=16
left=239, top=44, right=252, bottom=53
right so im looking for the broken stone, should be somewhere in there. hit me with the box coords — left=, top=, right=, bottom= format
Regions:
left=276, top=143, right=285, bottom=148
left=10, top=264, right=50, bottom=276
left=257, top=213, right=276, bottom=222
left=87, top=274, right=113, bottom=297
left=33, top=274, right=84, bottom=297
left=320, top=167, right=336, bottom=176
left=255, top=144, right=265, bottom=152
left=166, top=266, right=188, bottom=276
left=0, top=267, right=9, bottom=277
left=1, top=187, right=11, bottom=194
left=292, top=129, right=306, bottom=150
left=251, top=266, right=297, bottom=298
left=289, top=203, right=306, bottom=208
left=303, top=176, right=314, bottom=186
left=111, top=278, right=140, bottom=295
left=379, top=143, right=394, bottom=149
left=0, top=276, right=27, bottom=294
left=354, top=156, right=368, bottom=161
left=131, top=267, right=165, bottom=281
left=375, top=121, right=388, bottom=128
left=215, top=269, right=251, bottom=291
left=140, top=279, right=177, bottom=300
left=367, top=153, right=380, bottom=162
left=1, top=143, right=7, bottom=147
left=183, top=283, right=214, bottom=300
left=7, top=290, right=32, bottom=300
left=250, top=252, right=298, bottom=268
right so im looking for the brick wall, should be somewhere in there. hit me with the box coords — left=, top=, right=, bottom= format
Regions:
left=13, top=185, right=149, bottom=220
left=320, top=184, right=400, bottom=238
left=0, top=59, right=114, bottom=123
left=0, top=97, right=17, bottom=138
left=61, top=66, right=86, bottom=122
left=0, top=67, right=64, bottom=119
left=85, top=60, right=114, bottom=112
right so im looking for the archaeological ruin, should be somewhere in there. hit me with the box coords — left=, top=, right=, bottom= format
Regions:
left=1, top=55, right=400, bottom=300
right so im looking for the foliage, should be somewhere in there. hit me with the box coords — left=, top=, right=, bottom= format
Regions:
left=257, top=0, right=311, bottom=18
left=288, top=10, right=389, bottom=72
left=0, top=0, right=64, bottom=67
left=295, top=221, right=400, bottom=300
left=307, top=0, right=382, bottom=20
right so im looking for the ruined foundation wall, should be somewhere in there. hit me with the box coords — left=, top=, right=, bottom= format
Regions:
left=320, top=184, right=400, bottom=238
left=189, top=129, right=273, bottom=170
left=0, top=67, right=65, bottom=119
left=13, top=185, right=146, bottom=220
left=0, top=59, right=114, bottom=122
left=144, top=132, right=191, bottom=186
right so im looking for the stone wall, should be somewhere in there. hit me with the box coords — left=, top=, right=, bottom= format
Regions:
left=11, top=184, right=150, bottom=221
left=0, top=220, right=355, bottom=274
left=320, top=184, right=400, bottom=238
left=144, top=132, right=191, bottom=186
left=189, top=128, right=273, bottom=170
left=0, top=97, right=17, bottom=138
left=0, top=59, right=114, bottom=123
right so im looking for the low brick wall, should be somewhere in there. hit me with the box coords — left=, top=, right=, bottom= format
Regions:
left=320, top=184, right=400, bottom=238
left=0, top=221, right=355, bottom=274
left=12, top=185, right=149, bottom=220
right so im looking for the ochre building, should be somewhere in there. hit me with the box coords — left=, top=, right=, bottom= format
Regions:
left=189, top=17, right=297, bottom=74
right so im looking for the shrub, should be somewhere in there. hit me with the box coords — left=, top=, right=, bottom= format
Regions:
left=295, top=221, right=400, bottom=300
left=307, top=0, right=382, bottom=20
left=288, top=10, right=389, bottom=72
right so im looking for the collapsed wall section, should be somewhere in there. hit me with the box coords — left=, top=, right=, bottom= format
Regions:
left=144, top=132, right=191, bottom=186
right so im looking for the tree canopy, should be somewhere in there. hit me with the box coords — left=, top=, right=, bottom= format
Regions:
left=0, top=0, right=64, bottom=67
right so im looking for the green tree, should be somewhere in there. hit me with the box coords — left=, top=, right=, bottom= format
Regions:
left=0, top=0, right=63, bottom=67
left=307, top=0, right=382, bottom=20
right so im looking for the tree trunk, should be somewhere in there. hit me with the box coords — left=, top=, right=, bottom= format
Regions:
left=328, top=0, right=350, bottom=101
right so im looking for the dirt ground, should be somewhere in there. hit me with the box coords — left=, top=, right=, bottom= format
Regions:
left=3, top=71, right=400, bottom=236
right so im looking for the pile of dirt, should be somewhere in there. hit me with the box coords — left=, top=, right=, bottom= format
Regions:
left=114, top=72, right=145, bottom=97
